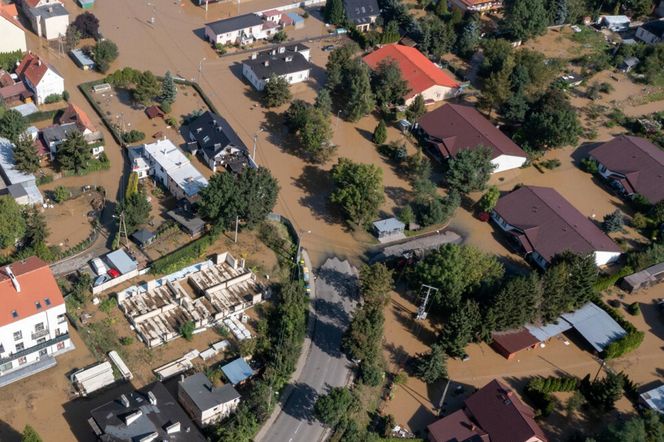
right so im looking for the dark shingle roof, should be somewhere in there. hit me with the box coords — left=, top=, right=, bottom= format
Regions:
left=188, top=111, right=247, bottom=159
left=244, top=45, right=312, bottom=80
left=343, top=0, right=379, bottom=25
left=206, top=13, right=263, bottom=35
left=640, top=19, right=664, bottom=38
left=494, top=186, right=620, bottom=262
left=179, top=373, right=240, bottom=412
left=590, top=135, right=664, bottom=204
left=418, top=104, right=526, bottom=160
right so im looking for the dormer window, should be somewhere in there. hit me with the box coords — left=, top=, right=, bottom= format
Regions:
left=11, top=310, right=18, bottom=319
left=44, top=298, right=51, bottom=306
left=35, top=301, right=42, bottom=310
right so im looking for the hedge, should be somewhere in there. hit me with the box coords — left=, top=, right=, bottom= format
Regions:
left=604, top=330, right=645, bottom=359
left=150, top=228, right=219, bottom=275
left=593, top=265, right=633, bottom=292
left=25, top=108, right=65, bottom=124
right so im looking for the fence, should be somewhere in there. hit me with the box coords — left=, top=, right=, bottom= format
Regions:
left=255, top=0, right=324, bottom=14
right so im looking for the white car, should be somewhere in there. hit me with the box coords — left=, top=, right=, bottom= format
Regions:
left=90, top=258, right=108, bottom=276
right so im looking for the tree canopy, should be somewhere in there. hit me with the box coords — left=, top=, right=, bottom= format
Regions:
left=446, top=146, right=496, bottom=194
left=119, top=191, right=151, bottom=234
left=371, top=59, right=410, bottom=111
left=414, top=343, right=448, bottom=384
left=323, top=0, right=346, bottom=26
left=330, top=158, right=384, bottom=227
left=521, top=88, right=581, bottom=150
left=160, top=71, right=177, bottom=106
left=314, top=387, right=358, bottom=428
left=21, top=425, right=43, bottom=442
left=72, top=12, right=100, bottom=39
left=13, top=133, right=40, bottom=174
left=263, top=75, right=292, bottom=108
left=91, top=39, right=119, bottom=73
left=342, top=59, right=375, bottom=121
left=0, top=109, right=27, bottom=143
left=504, top=0, right=549, bottom=41
left=0, top=195, right=26, bottom=249
left=57, top=130, right=91, bottom=174
left=133, top=70, right=161, bottom=106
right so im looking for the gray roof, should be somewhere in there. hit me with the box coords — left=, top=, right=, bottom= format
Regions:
left=188, top=111, right=247, bottom=159
left=167, top=208, right=205, bottom=235
left=206, top=13, right=263, bottom=35
left=560, top=302, right=626, bottom=352
left=69, top=49, right=95, bottom=67
left=244, top=45, right=312, bottom=80
left=106, top=249, right=138, bottom=275
left=30, top=3, right=69, bottom=18
left=641, top=19, right=664, bottom=37
left=525, top=320, right=572, bottom=342
left=179, top=373, right=240, bottom=412
left=42, top=123, right=78, bottom=145
left=343, top=0, right=379, bottom=24
left=89, top=382, right=206, bottom=442
left=131, top=229, right=155, bottom=245
left=372, top=217, right=405, bottom=233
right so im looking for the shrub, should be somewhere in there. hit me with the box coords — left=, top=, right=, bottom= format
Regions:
left=119, top=336, right=133, bottom=345
left=541, top=158, right=561, bottom=169
left=44, top=93, right=63, bottom=104
left=62, top=90, right=70, bottom=101
left=53, top=186, right=71, bottom=203
left=122, top=130, right=145, bottom=144
left=150, top=231, right=218, bottom=275
left=165, top=116, right=177, bottom=127
left=627, top=302, right=640, bottom=316
left=36, top=174, right=53, bottom=186
left=580, top=157, right=599, bottom=174
left=180, top=320, right=195, bottom=341
left=631, top=212, right=649, bottom=229
left=593, top=265, right=633, bottom=292
left=373, top=120, right=387, bottom=144
left=604, top=330, right=645, bottom=359
left=160, top=101, right=172, bottom=114
left=602, top=210, right=624, bottom=233
left=99, top=296, right=117, bottom=314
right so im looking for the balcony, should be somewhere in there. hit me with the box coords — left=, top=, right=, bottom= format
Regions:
left=31, top=328, right=50, bottom=340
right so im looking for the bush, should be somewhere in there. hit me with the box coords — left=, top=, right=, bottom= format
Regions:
left=604, top=330, right=645, bottom=359
left=180, top=320, right=195, bottom=341
left=119, top=336, right=133, bottom=345
left=122, top=130, right=145, bottom=144
left=593, top=265, right=633, bottom=292
left=627, top=302, right=640, bottom=316
left=150, top=231, right=218, bottom=275
left=36, top=174, right=53, bottom=186
left=580, top=157, right=599, bottom=174
left=53, top=186, right=71, bottom=203
left=44, top=93, right=62, bottom=104
left=99, top=296, right=117, bottom=314
left=541, top=158, right=561, bottom=169
left=62, top=90, right=70, bottom=101
left=165, top=116, right=177, bottom=127
left=631, top=212, right=649, bottom=229
left=602, top=210, right=624, bottom=233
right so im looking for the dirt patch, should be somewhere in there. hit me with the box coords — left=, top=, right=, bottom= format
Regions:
left=42, top=191, right=99, bottom=248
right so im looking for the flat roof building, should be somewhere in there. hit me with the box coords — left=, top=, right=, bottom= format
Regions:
left=221, top=357, right=254, bottom=385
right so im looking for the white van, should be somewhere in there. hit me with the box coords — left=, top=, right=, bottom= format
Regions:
left=90, top=258, right=108, bottom=276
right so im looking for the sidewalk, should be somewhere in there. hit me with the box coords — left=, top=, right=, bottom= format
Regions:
left=255, top=248, right=317, bottom=442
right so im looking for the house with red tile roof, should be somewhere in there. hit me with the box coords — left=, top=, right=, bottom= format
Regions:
left=428, top=380, right=547, bottom=442
left=363, top=44, right=459, bottom=105
left=0, top=3, right=27, bottom=53
left=450, top=0, right=503, bottom=12
left=590, top=135, right=664, bottom=204
left=16, top=52, right=65, bottom=104
left=492, top=185, right=621, bottom=269
left=418, top=103, right=527, bottom=173
left=0, top=257, right=73, bottom=387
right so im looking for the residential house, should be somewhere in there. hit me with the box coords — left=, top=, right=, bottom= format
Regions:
left=22, top=0, right=69, bottom=40
left=58, top=102, right=103, bottom=144
left=0, top=82, right=34, bottom=106
left=261, top=9, right=282, bottom=23
left=599, top=15, right=630, bottom=32
left=88, top=382, right=206, bottom=442
left=42, top=123, right=78, bottom=158
left=0, top=3, right=27, bottom=53
left=242, top=44, right=312, bottom=91
left=417, top=103, right=528, bottom=173
left=16, top=52, right=64, bottom=105
left=636, top=19, right=664, bottom=44
left=590, top=135, right=664, bottom=204
left=0, top=137, right=44, bottom=206
left=187, top=111, right=252, bottom=172
left=428, top=379, right=547, bottom=442
left=492, top=185, right=621, bottom=268
left=205, top=13, right=265, bottom=46
left=178, top=372, right=241, bottom=426
left=363, top=44, right=459, bottom=105
left=343, top=0, right=379, bottom=31
left=0, top=257, right=73, bottom=388
left=450, top=0, right=503, bottom=12
left=140, top=138, right=209, bottom=203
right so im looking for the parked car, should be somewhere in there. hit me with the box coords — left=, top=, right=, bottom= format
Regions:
left=322, top=45, right=335, bottom=51
left=90, top=258, right=108, bottom=276
left=94, top=274, right=111, bottom=287
left=107, top=268, right=120, bottom=279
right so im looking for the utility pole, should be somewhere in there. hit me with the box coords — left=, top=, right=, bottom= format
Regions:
left=416, top=284, right=438, bottom=320
left=252, top=128, right=263, bottom=163
left=234, top=216, right=239, bottom=243
left=198, top=57, right=206, bottom=84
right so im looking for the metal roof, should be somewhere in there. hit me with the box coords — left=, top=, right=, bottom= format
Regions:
left=372, top=217, right=405, bottom=233
left=221, top=358, right=254, bottom=385
left=105, top=249, right=138, bottom=275
left=640, top=384, right=664, bottom=413
left=69, top=49, right=95, bottom=67
left=179, top=373, right=240, bottom=412
left=131, top=229, right=155, bottom=245
left=525, top=320, right=573, bottom=342
left=560, top=303, right=626, bottom=352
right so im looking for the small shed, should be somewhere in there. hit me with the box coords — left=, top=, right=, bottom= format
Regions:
left=490, top=329, right=540, bottom=360
left=286, top=12, right=304, bottom=29
left=105, top=248, right=138, bottom=275
left=599, top=15, right=631, bottom=32
left=372, top=217, right=405, bottom=239
left=168, top=208, right=206, bottom=236
left=69, top=49, right=95, bottom=70
left=221, top=358, right=254, bottom=385
left=620, top=56, right=640, bottom=73
left=145, top=105, right=165, bottom=119
left=621, top=261, right=664, bottom=293
left=79, top=0, right=95, bottom=8
left=131, top=229, right=156, bottom=248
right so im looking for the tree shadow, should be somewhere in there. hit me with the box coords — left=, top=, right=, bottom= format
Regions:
left=293, top=165, right=346, bottom=226
left=355, top=127, right=374, bottom=143
left=279, top=381, right=318, bottom=423
left=639, top=300, right=664, bottom=341
left=384, top=186, right=410, bottom=208
left=0, top=420, right=22, bottom=442
left=384, top=341, right=413, bottom=371
left=313, top=297, right=350, bottom=326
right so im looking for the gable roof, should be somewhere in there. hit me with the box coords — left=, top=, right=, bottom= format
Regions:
left=179, top=373, right=240, bottom=411
left=206, top=13, right=263, bottom=35
left=189, top=111, right=247, bottom=158
left=465, top=380, right=547, bottom=442
left=428, top=409, right=489, bottom=442
left=58, top=103, right=97, bottom=133
left=0, top=3, right=22, bottom=29
left=16, top=52, right=61, bottom=87
left=362, top=44, right=458, bottom=99
left=560, top=302, right=626, bottom=352
left=640, top=19, right=664, bottom=37
left=0, top=256, right=64, bottom=327
left=418, top=103, right=526, bottom=159
left=343, top=0, right=379, bottom=25
left=491, top=329, right=540, bottom=355
left=590, top=135, right=664, bottom=204
left=493, top=186, right=620, bottom=262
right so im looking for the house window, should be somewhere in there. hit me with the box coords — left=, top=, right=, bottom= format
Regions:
left=11, top=310, right=18, bottom=319
left=37, top=338, right=46, bottom=344
left=57, top=314, right=66, bottom=324
left=15, top=343, right=24, bottom=352
left=44, top=298, right=51, bottom=306
left=0, top=361, right=12, bottom=372
left=13, top=331, right=22, bottom=341
left=35, top=323, right=45, bottom=332
left=57, top=341, right=65, bottom=350
left=35, top=301, right=42, bottom=310
left=18, top=357, right=27, bottom=365
left=39, top=348, right=48, bottom=358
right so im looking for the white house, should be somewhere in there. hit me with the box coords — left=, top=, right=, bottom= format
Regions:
left=16, top=53, right=64, bottom=105
left=242, top=44, right=312, bottom=91
left=140, top=138, right=208, bottom=203
left=636, top=19, right=664, bottom=44
left=418, top=103, right=528, bottom=174
left=0, top=257, right=73, bottom=387
left=0, top=5, right=27, bottom=53
left=492, top=186, right=621, bottom=269
left=205, top=13, right=265, bottom=46
left=178, top=373, right=240, bottom=426
left=22, top=0, right=69, bottom=40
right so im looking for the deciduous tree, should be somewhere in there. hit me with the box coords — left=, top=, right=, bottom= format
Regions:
left=324, top=0, right=345, bottom=25
left=91, top=39, right=118, bottom=73
left=133, top=70, right=161, bottom=106
left=330, top=158, right=384, bottom=227
left=343, top=59, right=375, bottom=121
left=446, top=146, right=496, bottom=194
left=372, top=59, right=410, bottom=111
left=504, top=0, right=549, bottom=41
left=521, top=88, right=581, bottom=149
left=263, top=75, right=292, bottom=108
left=0, top=196, right=25, bottom=248
left=325, top=43, right=359, bottom=93
left=314, top=387, right=358, bottom=427
left=73, top=12, right=100, bottom=39
left=300, top=107, right=334, bottom=162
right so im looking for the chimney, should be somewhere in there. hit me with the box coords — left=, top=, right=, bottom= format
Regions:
left=124, top=410, right=143, bottom=425
left=4, top=266, right=21, bottom=293
left=251, top=52, right=257, bottom=60
left=37, top=58, right=42, bottom=67
left=148, top=390, right=157, bottom=405
left=165, top=422, right=181, bottom=434
left=264, top=60, right=269, bottom=67
left=119, top=394, right=130, bottom=408
left=278, top=46, right=285, bottom=53
left=293, top=45, right=298, bottom=52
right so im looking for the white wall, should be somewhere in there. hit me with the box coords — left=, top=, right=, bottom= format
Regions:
left=41, top=14, right=69, bottom=40
left=492, top=154, right=527, bottom=173
left=0, top=18, right=27, bottom=53
left=594, top=250, right=621, bottom=267
left=33, top=68, right=64, bottom=104
left=406, top=85, right=456, bottom=105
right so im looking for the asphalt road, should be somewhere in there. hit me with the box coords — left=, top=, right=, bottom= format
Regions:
left=258, top=257, right=358, bottom=442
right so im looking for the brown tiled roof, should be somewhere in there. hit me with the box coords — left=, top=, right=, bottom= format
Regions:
left=0, top=257, right=65, bottom=327
left=145, top=105, right=165, bottom=119
left=418, top=104, right=526, bottom=160
left=16, top=52, right=50, bottom=87
left=0, top=70, right=13, bottom=87
left=494, top=186, right=620, bottom=262
left=590, top=135, right=664, bottom=204
left=491, top=329, right=540, bottom=355
left=464, top=380, right=547, bottom=442
left=427, top=409, right=489, bottom=442
left=58, top=103, right=97, bottom=132
left=0, top=82, right=33, bottom=101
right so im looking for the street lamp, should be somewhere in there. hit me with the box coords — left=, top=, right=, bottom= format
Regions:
left=198, top=57, right=206, bottom=84
left=253, top=128, right=264, bottom=163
